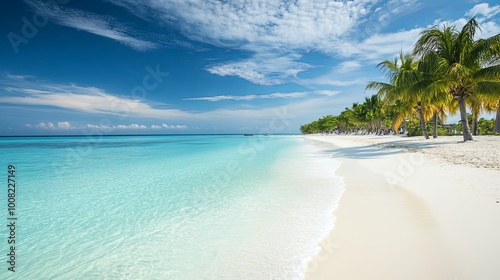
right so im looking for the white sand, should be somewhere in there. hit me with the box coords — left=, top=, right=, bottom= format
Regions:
left=304, top=135, right=500, bottom=280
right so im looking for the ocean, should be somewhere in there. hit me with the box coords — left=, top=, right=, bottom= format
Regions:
left=0, top=135, right=343, bottom=279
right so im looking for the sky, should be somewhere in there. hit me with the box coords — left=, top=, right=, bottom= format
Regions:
left=0, top=0, right=499, bottom=135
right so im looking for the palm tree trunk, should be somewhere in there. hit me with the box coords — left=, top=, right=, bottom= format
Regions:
left=417, top=106, right=429, bottom=139
left=494, top=103, right=500, bottom=133
left=432, top=113, right=438, bottom=138
left=472, top=111, right=478, bottom=136
left=458, top=98, right=474, bottom=141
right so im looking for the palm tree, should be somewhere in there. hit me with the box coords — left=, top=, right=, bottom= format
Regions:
left=412, top=51, right=450, bottom=139
left=353, top=95, right=385, bottom=134
left=428, top=101, right=450, bottom=138
left=318, top=115, right=338, bottom=133
left=366, top=52, right=431, bottom=139
left=413, top=17, right=500, bottom=141
left=338, top=108, right=356, bottom=134
left=366, top=95, right=385, bottom=134
left=495, top=102, right=500, bottom=133
left=467, top=94, right=498, bottom=135
left=388, top=100, right=414, bottom=135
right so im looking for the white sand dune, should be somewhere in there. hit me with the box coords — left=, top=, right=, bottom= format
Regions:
left=304, top=135, right=500, bottom=280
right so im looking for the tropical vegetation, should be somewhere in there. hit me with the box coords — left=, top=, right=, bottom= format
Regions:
left=300, top=17, right=500, bottom=140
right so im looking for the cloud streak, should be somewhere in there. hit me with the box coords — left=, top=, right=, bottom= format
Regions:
left=1, top=73, right=356, bottom=133
left=184, top=90, right=342, bottom=102
left=0, top=75, right=337, bottom=131
left=26, top=0, right=158, bottom=51
left=206, top=53, right=312, bottom=85
left=184, top=92, right=308, bottom=102
left=25, top=122, right=187, bottom=130
left=1, top=76, right=189, bottom=120
left=26, top=121, right=71, bottom=129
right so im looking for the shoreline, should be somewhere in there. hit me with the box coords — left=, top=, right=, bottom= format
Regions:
left=304, top=135, right=500, bottom=279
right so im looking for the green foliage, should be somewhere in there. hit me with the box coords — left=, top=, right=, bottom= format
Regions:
left=301, top=17, right=500, bottom=137
left=405, top=118, right=424, bottom=137
left=300, top=115, right=339, bottom=134
left=413, top=17, right=500, bottom=141
left=300, top=94, right=390, bottom=134
left=477, top=117, right=498, bottom=135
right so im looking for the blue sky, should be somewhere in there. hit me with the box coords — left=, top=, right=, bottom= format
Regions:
left=1, top=0, right=499, bottom=135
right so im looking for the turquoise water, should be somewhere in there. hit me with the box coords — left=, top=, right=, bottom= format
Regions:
left=0, top=135, right=343, bottom=279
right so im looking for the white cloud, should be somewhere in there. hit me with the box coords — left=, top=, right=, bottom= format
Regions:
left=116, top=124, right=147, bottom=129
left=2, top=75, right=310, bottom=128
left=110, top=0, right=365, bottom=49
left=184, top=91, right=307, bottom=102
left=335, top=61, right=362, bottom=73
left=5, top=74, right=35, bottom=81
left=0, top=76, right=190, bottom=120
left=88, top=1, right=499, bottom=87
left=106, top=0, right=424, bottom=85
left=430, top=12, right=500, bottom=40
left=347, top=8, right=500, bottom=64
left=477, top=19, right=500, bottom=38
left=26, top=0, right=158, bottom=51
left=206, top=53, right=312, bottom=85
left=27, top=121, right=73, bottom=129
left=22, top=96, right=355, bottom=134
left=83, top=123, right=186, bottom=130
left=162, top=124, right=187, bottom=129
left=4, top=74, right=353, bottom=133
left=57, top=121, right=71, bottom=129
left=466, top=3, right=500, bottom=19
left=376, top=0, right=421, bottom=28
left=184, top=90, right=343, bottom=101
left=86, top=124, right=111, bottom=129
left=314, top=90, right=342, bottom=97
left=356, top=28, right=424, bottom=60
left=300, top=75, right=366, bottom=87
left=5, top=87, right=51, bottom=94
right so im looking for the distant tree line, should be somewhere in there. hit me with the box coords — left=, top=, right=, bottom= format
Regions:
left=300, top=99, right=498, bottom=136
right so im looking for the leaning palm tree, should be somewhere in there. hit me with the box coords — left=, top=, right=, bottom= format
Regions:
left=389, top=99, right=415, bottom=135
left=366, top=52, right=432, bottom=139
left=413, top=17, right=500, bottom=141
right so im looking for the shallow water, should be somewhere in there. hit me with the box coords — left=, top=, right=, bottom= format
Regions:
left=0, top=135, right=343, bottom=279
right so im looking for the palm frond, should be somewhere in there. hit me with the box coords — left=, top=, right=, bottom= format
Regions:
left=392, top=112, right=407, bottom=131
left=473, top=34, right=500, bottom=65
left=473, top=64, right=500, bottom=81
left=474, top=81, right=500, bottom=97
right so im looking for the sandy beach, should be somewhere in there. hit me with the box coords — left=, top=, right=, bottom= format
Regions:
left=305, top=135, right=500, bottom=280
